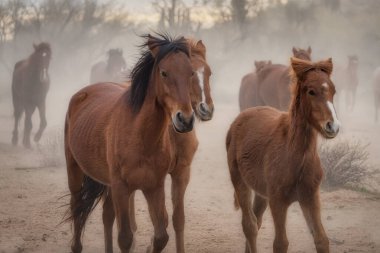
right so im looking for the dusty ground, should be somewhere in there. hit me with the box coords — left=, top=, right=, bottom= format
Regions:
left=0, top=91, right=380, bottom=253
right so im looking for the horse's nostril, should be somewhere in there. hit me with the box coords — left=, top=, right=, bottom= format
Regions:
left=176, top=112, right=184, bottom=123
left=325, top=121, right=335, bottom=133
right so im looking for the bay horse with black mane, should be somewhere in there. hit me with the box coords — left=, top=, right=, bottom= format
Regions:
left=256, top=47, right=312, bottom=111
left=227, top=57, right=340, bottom=253
left=90, top=48, right=127, bottom=84
left=12, top=42, right=51, bottom=148
left=239, top=60, right=272, bottom=111
left=65, top=34, right=201, bottom=253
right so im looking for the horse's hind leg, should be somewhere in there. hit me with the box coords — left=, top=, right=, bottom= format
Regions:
left=229, top=161, right=258, bottom=253
left=66, top=150, right=85, bottom=253
left=34, top=102, right=47, bottom=143
left=253, top=193, right=268, bottom=230
left=22, top=106, right=36, bottom=149
left=12, top=106, right=23, bottom=145
left=143, top=185, right=169, bottom=253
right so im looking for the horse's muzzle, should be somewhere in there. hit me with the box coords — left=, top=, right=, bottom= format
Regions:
left=173, top=111, right=195, bottom=133
left=323, top=121, right=340, bottom=139
left=196, top=102, right=214, bottom=121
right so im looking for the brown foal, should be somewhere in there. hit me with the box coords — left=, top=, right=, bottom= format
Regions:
left=227, top=57, right=340, bottom=253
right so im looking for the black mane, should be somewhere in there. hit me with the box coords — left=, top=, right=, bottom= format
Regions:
left=129, top=33, right=189, bottom=113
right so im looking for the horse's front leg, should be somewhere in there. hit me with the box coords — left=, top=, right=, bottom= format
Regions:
left=299, top=191, right=329, bottom=253
left=269, top=198, right=290, bottom=253
left=23, top=106, right=36, bottom=149
left=103, top=189, right=115, bottom=253
left=170, top=166, right=190, bottom=253
left=34, top=102, right=47, bottom=143
left=112, top=180, right=134, bottom=253
left=143, top=184, right=169, bottom=253
left=12, top=107, right=22, bottom=146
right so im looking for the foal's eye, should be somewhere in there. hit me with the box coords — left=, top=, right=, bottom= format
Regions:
left=160, top=71, right=167, bottom=77
left=308, top=90, right=316, bottom=96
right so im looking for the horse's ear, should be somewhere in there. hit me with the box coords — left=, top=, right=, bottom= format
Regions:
left=317, top=58, right=333, bottom=76
left=195, top=40, right=206, bottom=51
left=307, top=46, right=312, bottom=54
left=292, top=47, right=297, bottom=55
left=147, top=35, right=159, bottom=58
left=254, top=61, right=259, bottom=69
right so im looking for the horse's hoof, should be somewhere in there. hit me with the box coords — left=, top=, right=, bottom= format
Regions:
left=34, top=133, right=42, bottom=142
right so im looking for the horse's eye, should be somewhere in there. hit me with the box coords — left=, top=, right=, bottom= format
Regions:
left=308, top=90, right=316, bottom=96
left=191, top=71, right=195, bottom=76
left=160, top=71, right=167, bottom=77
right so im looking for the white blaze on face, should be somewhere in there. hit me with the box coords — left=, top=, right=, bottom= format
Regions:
left=42, top=52, right=47, bottom=57
left=196, top=66, right=205, bottom=102
left=327, top=101, right=340, bottom=132
left=322, top=82, right=329, bottom=89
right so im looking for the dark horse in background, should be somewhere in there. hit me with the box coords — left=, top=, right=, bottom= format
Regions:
left=90, top=48, right=127, bottom=84
left=239, top=60, right=272, bottom=111
left=12, top=42, right=51, bottom=148
left=333, top=55, right=359, bottom=112
left=254, top=47, right=312, bottom=111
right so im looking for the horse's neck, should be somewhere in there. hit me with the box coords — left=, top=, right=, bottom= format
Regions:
left=288, top=101, right=318, bottom=160
left=133, top=84, right=170, bottom=147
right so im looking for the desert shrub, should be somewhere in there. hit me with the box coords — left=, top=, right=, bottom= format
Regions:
left=37, top=127, right=65, bottom=168
left=319, top=140, right=372, bottom=190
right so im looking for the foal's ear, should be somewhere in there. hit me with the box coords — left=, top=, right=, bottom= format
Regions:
left=317, top=58, right=333, bottom=76
left=147, top=35, right=159, bottom=58
left=307, top=46, right=312, bottom=54
left=195, top=40, right=206, bottom=52
left=292, top=47, right=298, bottom=55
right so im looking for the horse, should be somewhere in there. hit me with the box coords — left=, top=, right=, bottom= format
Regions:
left=11, top=42, right=52, bottom=148
left=65, top=34, right=200, bottom=253
left=373, top=66, right=380, bottom=122
left=239, top=60, right=272, bottom=111
left=256, top=47, right=312, bottom=111
left=90, top=48, right=127, bottom=84
left=226, top=57, right=339, bottom=253
left=333, top=55, right=359, bottom=112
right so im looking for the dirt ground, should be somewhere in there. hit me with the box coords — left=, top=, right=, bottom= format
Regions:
left=0, top=91, right=380, bottom=253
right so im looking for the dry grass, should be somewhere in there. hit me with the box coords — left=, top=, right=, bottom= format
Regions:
left=319, top=140, right=376, bottom=191
left=37, top=127, right=65, bottom=168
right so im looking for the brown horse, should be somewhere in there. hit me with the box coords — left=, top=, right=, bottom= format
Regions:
left=256, top=47, right=312, bottom=111
left=373, top=66, right=380, bottom=122
left=227, top=57, right=339, bottom=253
left=12, top=42, right=51, bottom=148
left=239, top=60, right=272, bottom=111
left=100, top=38, right=214, bottom=253
left=334, top=55, right=359, bottom=112
left=65, top=34, right=199, bottom=253
left=90, top=48, right=127, bottom=84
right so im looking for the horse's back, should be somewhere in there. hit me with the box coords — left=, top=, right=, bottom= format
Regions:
left=239, top=72, right=259, bottom=110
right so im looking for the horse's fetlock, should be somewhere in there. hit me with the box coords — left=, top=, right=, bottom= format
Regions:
left=153, top=231, right=169, bottom=251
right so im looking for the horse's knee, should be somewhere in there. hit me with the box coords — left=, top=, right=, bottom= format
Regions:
left=118, top=230, right=133, bottom=251
left=153, top=231, right=169, bottom=251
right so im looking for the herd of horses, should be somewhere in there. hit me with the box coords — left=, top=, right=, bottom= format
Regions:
left=7, top=33, right=379, bottom=253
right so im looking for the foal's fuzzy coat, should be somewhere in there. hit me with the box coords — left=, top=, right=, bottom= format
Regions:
left=227, top=57, right=339, bottom=253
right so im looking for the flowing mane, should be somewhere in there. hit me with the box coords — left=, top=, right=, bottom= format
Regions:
left=129, top=33, right=189, bottom=113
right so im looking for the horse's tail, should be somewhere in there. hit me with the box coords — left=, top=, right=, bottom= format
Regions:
left=64, top=175, right=106, bottom=234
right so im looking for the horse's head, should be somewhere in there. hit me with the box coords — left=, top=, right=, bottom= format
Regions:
left=254, top=60, right=271, bottom=73
left=290, top=57, right=340, bottom=139
left=107, top=48, right=127, bottom=75
left=292, top=46, right=312, bottom=61
left=33, top=42, right=51, bottom=82
left=188, top=39, right=214, bottom=121
left=147, top=34, right=195, bottom=133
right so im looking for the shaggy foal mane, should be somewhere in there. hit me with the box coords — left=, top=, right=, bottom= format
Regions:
left=129, top=33, right=189, bottom=113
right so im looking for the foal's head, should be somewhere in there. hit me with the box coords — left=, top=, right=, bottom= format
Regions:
left=188, top=39, right=214, bottom=121
left=32, top=42, right=51, bottom=82
left=130, top=34, right=195, bottom=133
left=292, top=46, right=312, bottom=61
left=290, top=57, right=340, bottom=139
left=107, top=48, right=126, bottom=74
